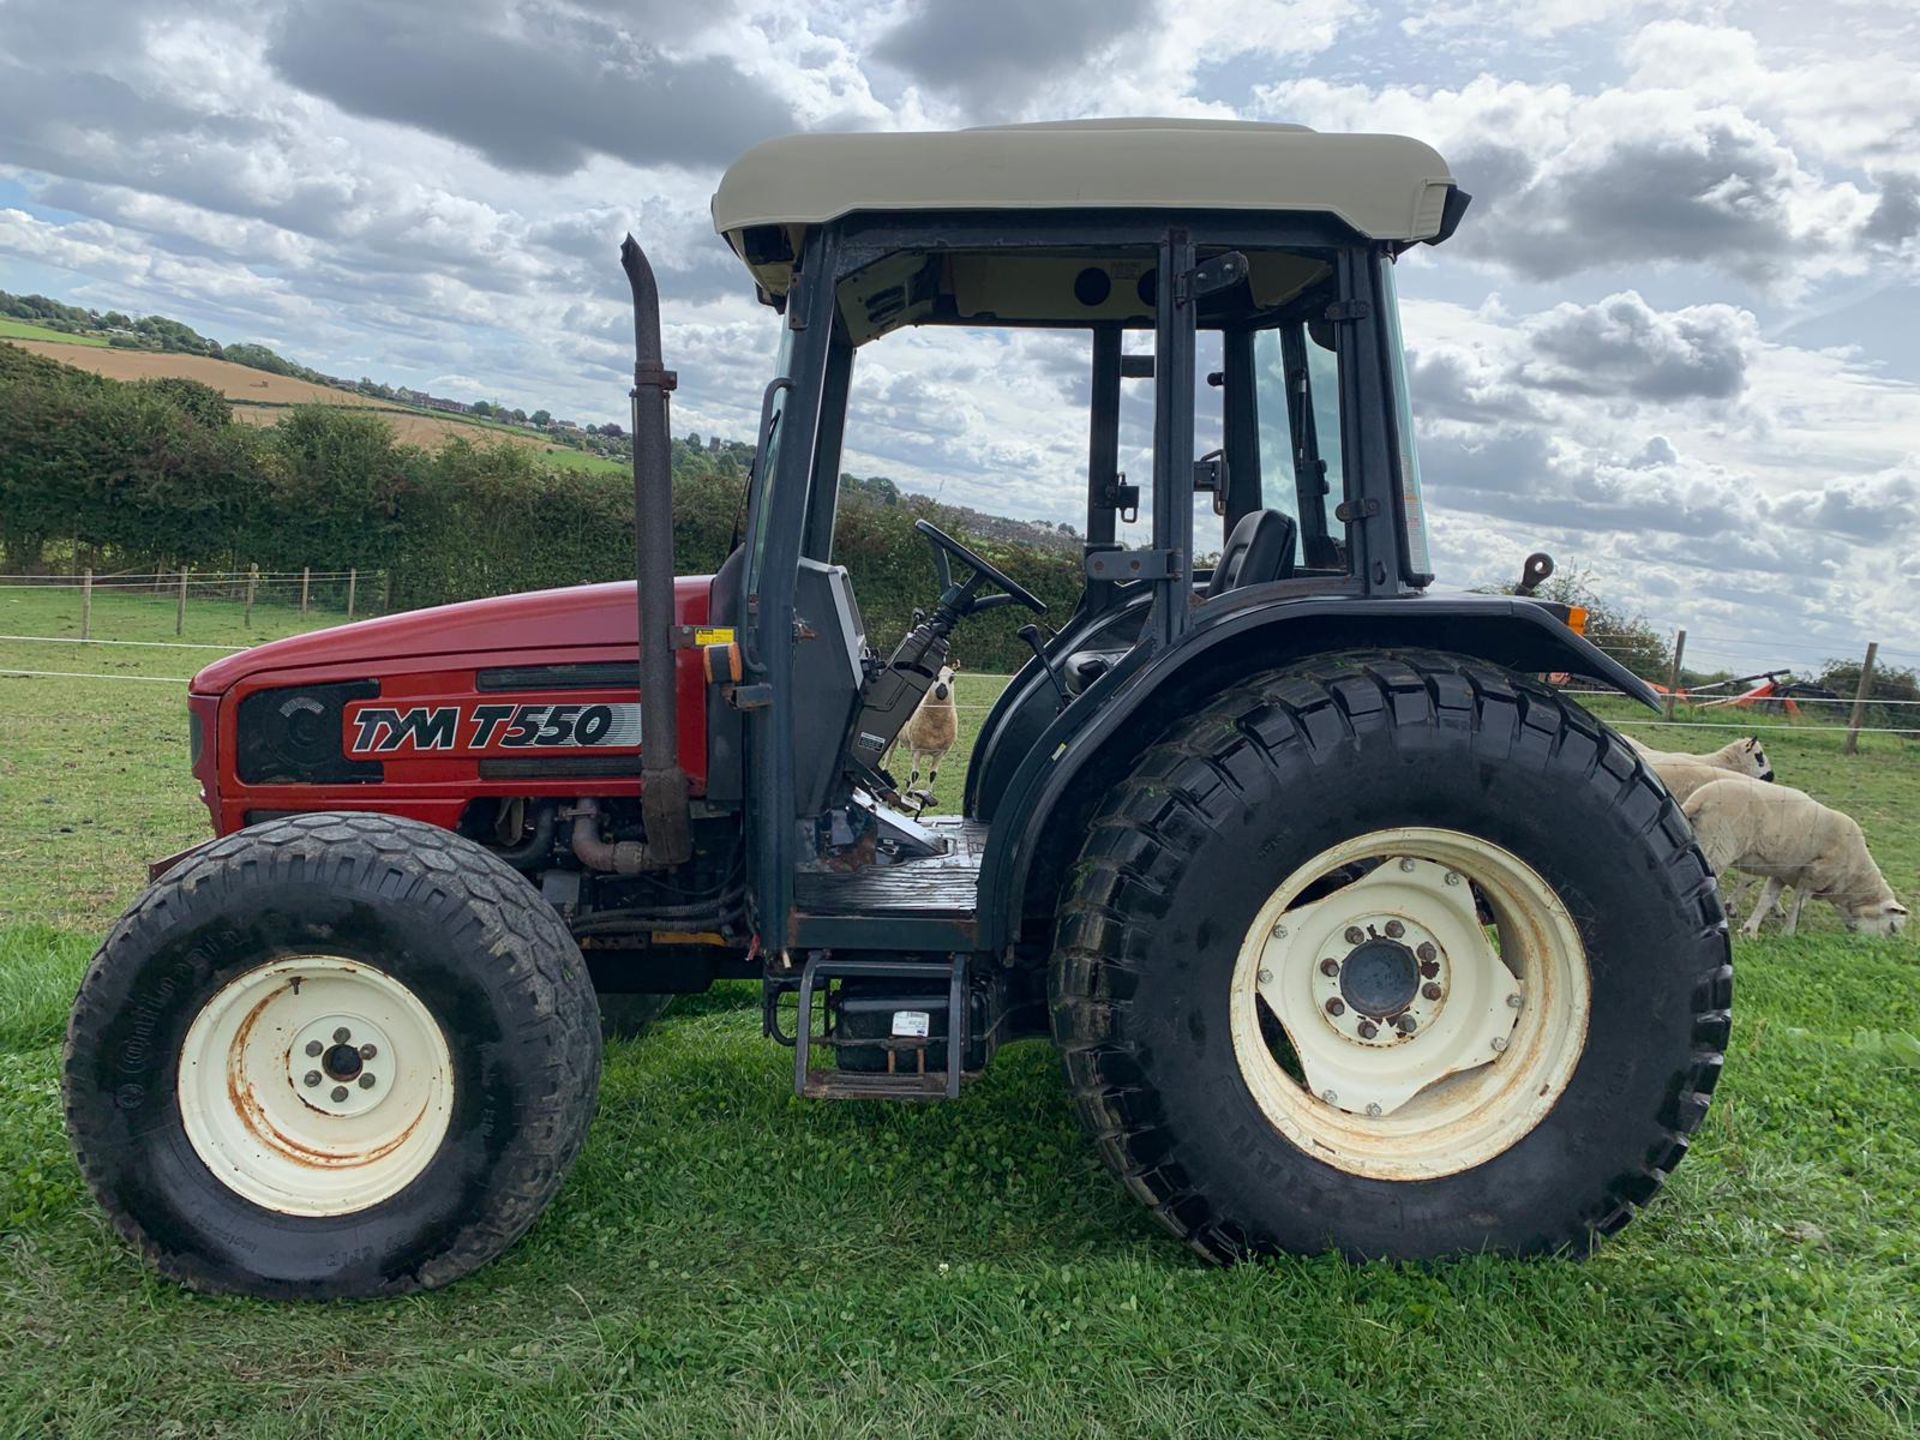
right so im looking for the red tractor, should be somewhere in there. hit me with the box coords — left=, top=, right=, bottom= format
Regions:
left=64, top=121, right=1730, bottom=1299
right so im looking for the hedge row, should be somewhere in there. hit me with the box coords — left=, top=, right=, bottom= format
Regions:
left=0, top=342, right=1082, bottom=670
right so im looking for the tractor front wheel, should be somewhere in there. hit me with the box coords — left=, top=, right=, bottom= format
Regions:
left=64, top=813, right=602, bottom=1298
left=1051, top=651, right=1730, bottom=1261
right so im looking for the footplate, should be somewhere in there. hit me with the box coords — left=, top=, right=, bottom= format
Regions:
left=785, top=955, right=968, bottom=1100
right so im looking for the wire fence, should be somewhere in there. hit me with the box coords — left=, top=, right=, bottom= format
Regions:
left=4, top=575, right=1914, bottom=742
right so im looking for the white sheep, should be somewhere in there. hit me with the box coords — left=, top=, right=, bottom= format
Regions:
left=891, top=664, right=959, bottom=804
left=1641, top=755, right=1756, bottom=806
left=1682, top=777, right=1907, bottom=937
left=1628, top=734, right=1773, bottom=782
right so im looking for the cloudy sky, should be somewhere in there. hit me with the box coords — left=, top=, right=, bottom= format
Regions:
left=2, top=0, right=1917, bottom=673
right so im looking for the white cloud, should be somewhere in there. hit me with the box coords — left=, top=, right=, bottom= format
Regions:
left=2, top=0, right=1918, bottom=666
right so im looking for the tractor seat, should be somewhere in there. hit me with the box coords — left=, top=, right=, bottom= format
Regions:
left=1063, top=509, right=1298, bottom=693
left=1206, top=508, right=1297, bottom=598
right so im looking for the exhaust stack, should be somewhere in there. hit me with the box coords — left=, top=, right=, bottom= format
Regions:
left=620, top=233, right=692, bottom=867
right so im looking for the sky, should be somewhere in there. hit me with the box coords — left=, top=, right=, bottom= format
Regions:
left=1, top=0, right=1916, bottom=673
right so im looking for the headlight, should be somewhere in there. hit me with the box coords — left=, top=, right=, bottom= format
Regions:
left=236, top=681, right=383, bottom=784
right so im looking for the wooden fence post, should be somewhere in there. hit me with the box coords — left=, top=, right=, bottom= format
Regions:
left=1844, top=641, right=1879, bottom=756
left=347, top=567, right=357, bottom=620
left=175, top=567, right=189, bottom=636
left=383, top=569, right=393, bottom=614
left=301, top=566, right=311, bottom=615
left=81, top=568, right=93, bottom=641
left=1663, top=628, right=1686, bottom=723
left=245, top=564, right=258, bottom=627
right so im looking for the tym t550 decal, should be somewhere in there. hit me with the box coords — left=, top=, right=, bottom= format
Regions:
left=345, top=701, right=643, bottom=756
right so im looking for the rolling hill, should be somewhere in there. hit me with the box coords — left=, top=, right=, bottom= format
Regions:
left=1, top=337, right=623, bottom=466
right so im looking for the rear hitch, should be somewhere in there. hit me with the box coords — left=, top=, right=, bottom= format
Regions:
left=621, top=233, right=692, bottom=866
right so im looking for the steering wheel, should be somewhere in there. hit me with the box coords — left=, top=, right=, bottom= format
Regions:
left=914, top=518, right=1047, bottom=616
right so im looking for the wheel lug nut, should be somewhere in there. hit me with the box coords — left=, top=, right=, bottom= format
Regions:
left=1258, top=968, right=1273, bottom=984
left=1419, top=960, right=1440, bottom=979
left=1422, top=982, right=1443, bottom=1001
left=1344, top=926, right=1365, bottom=945
left=1320, top=1089, right=1337, bottom=1103
left=1491, top=1036, right=1509, bottom=1053
left=1325, top=998, right=1346, bottom=1017
left=1506, top=993, right=1524, bottom=1009
left=1396, top=1014, right=1418, bottom=1035
left=1416, top=942, right=1436, bottom=962
left=360, top=1043, right=378, bottom=1059
left=304, top=1040, right=323, bottom=1058
left=1399, top=858, right=1416, bottom=873
left=358, top=1073, right=376, bottom=1089
left=330, top=1085, right=349, bottom=1102
left=1271, top=923, right=1288, bottom=939
left=1444, top=871, right=1461, bottom=886
left=1319, top=958, right=1340, bottom=977
left=303, top=1071, right=321, bottom=1088
left=332, top=1027, right=351, bottom=1044
left=1358, top=1020, right=1379, bottom=1039
left=1384, top=920, right=1405, bottom=939
left=1365, top=1103, right=1382, bottom=1117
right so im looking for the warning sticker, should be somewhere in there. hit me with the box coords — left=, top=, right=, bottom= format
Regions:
left=890, top=1011, right=932, bottom=1039
left=694, top=627, right=735, bottom=646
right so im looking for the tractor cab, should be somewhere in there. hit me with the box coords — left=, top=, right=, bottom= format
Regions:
left=672, top=123, right=1626, bottom=1004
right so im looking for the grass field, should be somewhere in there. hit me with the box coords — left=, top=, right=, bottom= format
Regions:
left=2, top=589, right=1917, bottom=1437
left=0, top=319, right=109, bottom=347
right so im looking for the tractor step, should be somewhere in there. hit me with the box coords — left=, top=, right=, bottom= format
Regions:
left=787, top=954, right=969, bottom=1100
left=798, top=1070, right=952, bottom=1102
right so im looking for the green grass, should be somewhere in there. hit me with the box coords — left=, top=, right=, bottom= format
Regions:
left=2, top=589, right=1917, bottom=1436
left=0, top=318, right=110, bottom=347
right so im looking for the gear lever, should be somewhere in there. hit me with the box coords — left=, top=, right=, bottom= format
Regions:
left=1018, top=623, right=1069, bottom=709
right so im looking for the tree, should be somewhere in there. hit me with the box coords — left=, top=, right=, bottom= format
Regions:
left=599, top=421, right=623, bottom=440
left=510, top=408, right=527, bottom=423
left=1520, top=569, right=1673, bottom=683
left=138, top=376, right=234, bottom=428
left=471, top=400, right=493, bottom=417
left=531, top=409, right=551, bottom=428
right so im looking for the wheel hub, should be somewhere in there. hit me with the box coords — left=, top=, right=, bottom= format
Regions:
left=1339, top=937, right=1419, bottom=1018
left=289, top=1012, right=394, bottom=1118
left=1257, top=856, right=1524, bottom=1116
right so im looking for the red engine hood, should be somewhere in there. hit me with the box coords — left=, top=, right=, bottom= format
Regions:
left=193, top=577, right=714, bottom=694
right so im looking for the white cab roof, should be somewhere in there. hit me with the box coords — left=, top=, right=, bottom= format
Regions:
left=711, top=119, right=1458, bottom=293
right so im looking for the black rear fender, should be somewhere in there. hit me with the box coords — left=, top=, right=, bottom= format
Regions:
left=972, top=593, right=1655, bottom=952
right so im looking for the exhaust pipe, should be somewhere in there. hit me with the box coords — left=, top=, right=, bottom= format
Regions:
left=620, top=233, right=691, bottom=867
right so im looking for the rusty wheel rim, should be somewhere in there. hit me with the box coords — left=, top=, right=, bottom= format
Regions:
left=177, top=956, right=454, bottom=1216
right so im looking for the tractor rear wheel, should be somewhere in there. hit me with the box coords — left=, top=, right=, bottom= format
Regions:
left=1051, top=651, right=1730, bottom=1262
left=64, top=812, right=602, bottom=1298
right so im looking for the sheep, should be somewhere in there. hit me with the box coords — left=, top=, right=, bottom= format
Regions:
left=891, top=664, right=959, bottom=806
left=1682, top=777, right=1908, bottom=937
left=1641, top=755, right=1757, bottom=806
left=1628, top=734, right=1773, bottom=783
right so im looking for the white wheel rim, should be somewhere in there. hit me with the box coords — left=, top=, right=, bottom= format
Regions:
left=1230, top=828, right=1590, bottom=1181
left=177, top=957, right=455, bottom=1216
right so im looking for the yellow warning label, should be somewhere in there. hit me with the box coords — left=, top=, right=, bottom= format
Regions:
left=693, top=627, right=735, bottom=647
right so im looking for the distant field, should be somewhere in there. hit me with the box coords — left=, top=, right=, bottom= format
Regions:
left=7, top=339, right=395, bottom=406
left=4, top=338, right=622, bottom=466
left=0, top=318, right=108, bottom=346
